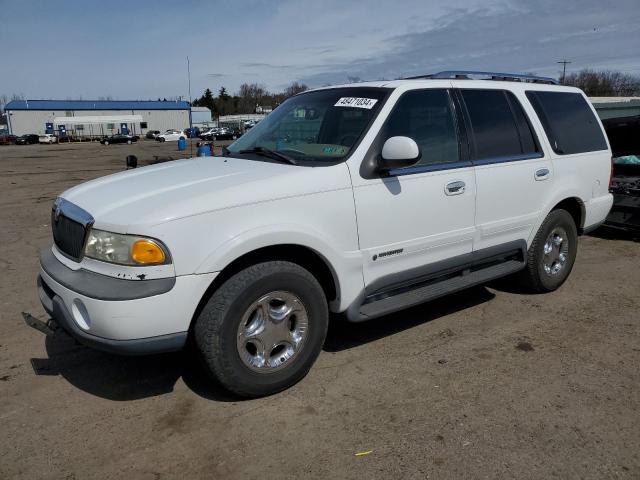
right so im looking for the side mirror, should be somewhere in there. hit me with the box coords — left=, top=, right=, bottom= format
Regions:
left=379, top=136, right=421, bottom=171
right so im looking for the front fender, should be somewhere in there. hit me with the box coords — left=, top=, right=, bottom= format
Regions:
left=194, top=223, right=364, bottom=312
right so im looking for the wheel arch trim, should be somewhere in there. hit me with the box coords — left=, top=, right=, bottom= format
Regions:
left=528, top=191, right=587, bottom=246
left=194, top=224, right=364, bottom=312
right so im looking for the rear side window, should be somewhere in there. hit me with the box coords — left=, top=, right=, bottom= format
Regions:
left=525, top=91, right=608, bottom=155
left=383, top=89, right=460, bottom=166
left=461, top=89, right=539, bottom=161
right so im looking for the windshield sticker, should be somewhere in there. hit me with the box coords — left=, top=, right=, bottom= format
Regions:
left=334, top=97, right=378, bottom=109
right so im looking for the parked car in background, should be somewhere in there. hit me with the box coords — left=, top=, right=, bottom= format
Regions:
left=218, top=127, right=241, bottom=140
left=100, top=134, right=139, bottom=145
left=199, top=127, right=218, bottom=140
left=15, top=134, right=40, bottom=145
left=201, top=126, right=240, bottom=141
left=38, top=134, right=58, bottom=144
left=603, top=116, right=640, bottom=231
left=184, top=127, right=201, bottom=138
left=0, top=134, right=18, bottom=145
left=156, top=129, right=186, bottom=142
left=145, top=130, right=161, bottom=140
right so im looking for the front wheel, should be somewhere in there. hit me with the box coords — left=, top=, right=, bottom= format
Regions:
left=520, top=209, right=578, bottom=292
left=103, top=140, right=109, bottom=145
left=194, top=261, right=328, bottom=397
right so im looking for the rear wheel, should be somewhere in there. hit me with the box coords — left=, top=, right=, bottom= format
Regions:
left=194, top=261, right=328, bottom=397
left=127, top=139, right=132, bottom=144
left=520, top=209, right=578, bottom=292
left=104, top=140, right=109, bottom=145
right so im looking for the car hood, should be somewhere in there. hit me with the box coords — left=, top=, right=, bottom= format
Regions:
left=61, top=156, right=350, bottom=232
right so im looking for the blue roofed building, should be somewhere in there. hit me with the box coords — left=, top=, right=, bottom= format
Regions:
left=4, top=99, right=191, bottom=137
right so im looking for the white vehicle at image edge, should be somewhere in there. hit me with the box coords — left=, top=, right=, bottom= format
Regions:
left=155, top=129, right=186, bottom=142
left=30, top=71, right=614, bottom=397
left=39, top=134, right=58, bottom=144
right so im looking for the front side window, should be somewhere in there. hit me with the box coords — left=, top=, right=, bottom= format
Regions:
left=526, top=91, right=608, bottom=155
left=382, top=89, right=460, bottom=166
left=461, top=89, right=529, bottom=160
left=227, top=87, right=389, bottom=163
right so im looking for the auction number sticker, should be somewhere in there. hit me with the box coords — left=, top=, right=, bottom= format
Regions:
left=334, top=97, right=378, bottom=109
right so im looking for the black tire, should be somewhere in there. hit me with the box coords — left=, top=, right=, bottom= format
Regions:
left=194, top=261, right=328, bottom=397
left=104, top=140, right=109, bottom=145
left=520, top=209, right=578, bottom=292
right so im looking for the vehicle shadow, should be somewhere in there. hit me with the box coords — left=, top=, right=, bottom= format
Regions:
left=30, top=334, right=239, bottom=402
left=29, top=286, right=496, bottom=401
left=323, top=285, right=495, bottom=352
left=588, top=225, right=639, bottom=242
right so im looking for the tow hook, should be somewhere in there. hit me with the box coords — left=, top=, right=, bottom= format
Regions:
left=22, top=312, right=58, bottom=336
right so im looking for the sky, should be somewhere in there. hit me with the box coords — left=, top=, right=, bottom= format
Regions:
left=1, top=0, right=639, bottom=100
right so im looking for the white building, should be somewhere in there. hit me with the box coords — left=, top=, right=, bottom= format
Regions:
left=5, top=99, right=191, bottom=137
left=190, top=106, right=211, bottom=125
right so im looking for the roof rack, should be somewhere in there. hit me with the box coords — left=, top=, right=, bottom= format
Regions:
left=404, top=70, right=559, bottom=85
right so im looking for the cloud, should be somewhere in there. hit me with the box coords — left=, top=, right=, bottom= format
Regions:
left=241, top=62, right=296, bottom=69
left=296, top=0, right=640, bottom=86
left=2, top=0, right=638, bottom=98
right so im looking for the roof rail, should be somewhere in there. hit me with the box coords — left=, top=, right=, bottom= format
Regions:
left=404, top=70, right=559, bottom=85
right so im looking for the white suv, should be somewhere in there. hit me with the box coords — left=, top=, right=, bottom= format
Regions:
left=31, top=71, right=613, bottom=397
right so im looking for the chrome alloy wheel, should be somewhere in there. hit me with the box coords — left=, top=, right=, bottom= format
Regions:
left=236, top=291, right=309, bottom=372
left=542, top=227, right=570, bottom=276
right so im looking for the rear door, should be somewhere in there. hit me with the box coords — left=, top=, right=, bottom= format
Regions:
left=351, top=87, right=477, bottom=289
left=457, top=88, right=552, bottom=250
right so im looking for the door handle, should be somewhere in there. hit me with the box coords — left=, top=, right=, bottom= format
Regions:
left=445, top=180, right=466, bottom=195
left=535, top=168, right=551, bottom=181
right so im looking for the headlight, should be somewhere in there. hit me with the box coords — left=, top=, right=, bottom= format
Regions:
left=84, top=229, right=171, bottom=266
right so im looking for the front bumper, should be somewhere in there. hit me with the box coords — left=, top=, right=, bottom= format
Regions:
left=37, top=247, right=216, bottom=355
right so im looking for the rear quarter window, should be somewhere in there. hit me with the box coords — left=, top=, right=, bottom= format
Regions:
left=525, top=91, right=608, bottom=155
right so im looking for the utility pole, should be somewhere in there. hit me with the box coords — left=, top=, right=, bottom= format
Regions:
left=557, top=59, right=572, bottom=84
left=187, top=56, right=193, bottom=156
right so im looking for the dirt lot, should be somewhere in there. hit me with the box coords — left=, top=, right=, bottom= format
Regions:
left=1, top=141, right=639, bottom=479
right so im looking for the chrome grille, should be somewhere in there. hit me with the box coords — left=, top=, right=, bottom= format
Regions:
left=51, top=198, right=94, bottom=261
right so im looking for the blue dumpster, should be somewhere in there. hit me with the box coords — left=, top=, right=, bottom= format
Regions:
left=197, top=144, right=210, bottom=157
left=178, top=136, right=186, bottom=151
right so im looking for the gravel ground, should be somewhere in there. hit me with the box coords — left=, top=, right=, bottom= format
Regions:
left=1, top=141, right=639, bottom=479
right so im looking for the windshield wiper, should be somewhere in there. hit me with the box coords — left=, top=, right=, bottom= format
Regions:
left=238, top=146, right=297, bottom=165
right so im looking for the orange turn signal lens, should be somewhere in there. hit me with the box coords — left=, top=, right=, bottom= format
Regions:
left=131, top=240, right=165, bottom=265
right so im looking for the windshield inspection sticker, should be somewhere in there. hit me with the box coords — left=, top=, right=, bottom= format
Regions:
left=334, top=97, right=378, bottom=109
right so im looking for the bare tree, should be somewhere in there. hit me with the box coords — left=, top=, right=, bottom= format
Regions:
left=284, top=81, right=308, bottom=98
left=0, top=94, right=7, bottom=125
left=562, top=69, right=640, bottom=96
left=237, top=83, right=269, bottom=114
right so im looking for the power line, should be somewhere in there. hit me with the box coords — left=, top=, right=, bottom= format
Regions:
left=558, top=59, right=572, bottom=83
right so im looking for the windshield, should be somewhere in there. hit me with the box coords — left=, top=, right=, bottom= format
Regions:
left=227, top=87, right=389, bottom=163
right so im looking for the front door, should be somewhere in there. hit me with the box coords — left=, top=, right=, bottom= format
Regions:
left=350, top=88, right=476, bottom=290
